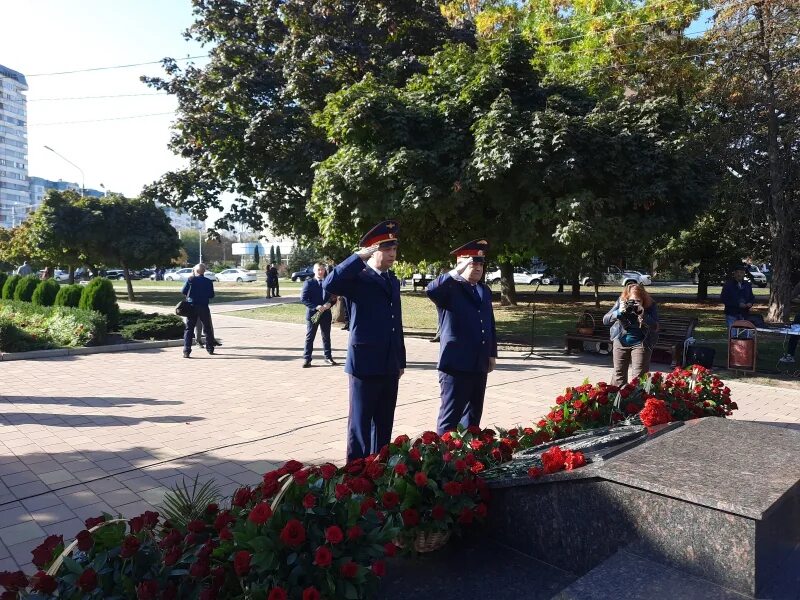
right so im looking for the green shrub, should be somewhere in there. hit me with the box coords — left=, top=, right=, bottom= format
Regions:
left=13, top=275, right=40, bottom=302
left=54, top=284, right=84, bottom=308
left=0, top=272, right=7, bottom=294
left=79, top=277, right=119, bottom=330
left=2, top=274, right=20, bottom=299
left=120, top=314, right=185, bottom=340
left=118, top=308, right=147, bottom=328
left=0, top=301, right=107, bottom=351
left=31, top=279, right=60, bottom=306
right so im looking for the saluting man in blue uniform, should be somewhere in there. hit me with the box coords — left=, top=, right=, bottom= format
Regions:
left=323, top=220, right=406, bottom=461
left=426, top=240, right=497, bottom=435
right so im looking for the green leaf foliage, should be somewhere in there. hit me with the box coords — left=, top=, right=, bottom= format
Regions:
left=0, top=300, right=107, bottom=351
left=54, top=284, right=84, bottom=308
left=119, top=314, right=184, bottom=341
left=31, top=279, right=60, bottom=307
left=79, top=277, right=120, bottom=330
left=1, top=274, right=19, bottom=299
left=13, top=275, right=40, bottom=302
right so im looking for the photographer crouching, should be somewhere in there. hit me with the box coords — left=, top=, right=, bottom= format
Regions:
left=603, top=283, right=659, bottom=386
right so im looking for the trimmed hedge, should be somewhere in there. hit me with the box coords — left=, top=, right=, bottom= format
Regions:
left=1, top=274, right=20, bottom=299
left=13, top=275, right=40, bottom=302
left=117, top=309, right=184, bottom=340
left=31, top=279, right=60, bottom=307
left=0, top=301, right=107, bottom=352
left=79, top=277, right=119, bottom=330
left=0, top=272, right=7, bottom=294
left=54, top=284, right=83, bottom=308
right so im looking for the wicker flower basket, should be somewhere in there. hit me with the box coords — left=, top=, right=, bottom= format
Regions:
left=577, top=312, right=596, bottom=336
left=396, top=529, right=451, bottom=553
left=46, top=518, right=128, bottom=577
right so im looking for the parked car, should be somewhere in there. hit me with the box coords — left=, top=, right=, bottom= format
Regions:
left=580, top=266, right=652, bottom=287
left=291, top=266, right=314, bottom=282
left=150, top=269, right=177, bottom=280
left=102, top=269, right=141, bottom=281
left=137, top=268, right=155, bottom=279
left=37, top=269, right=71, bottom=282
left=217, top=268, right=258, bottom=282
left=164, top=267, right=217, bottom=282
left=745, top=265, right=767, bottom=288
left=486, top=267, right=541, bottom=285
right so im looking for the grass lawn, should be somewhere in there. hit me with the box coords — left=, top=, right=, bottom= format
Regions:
left=111, top=279, right=303, bottom=305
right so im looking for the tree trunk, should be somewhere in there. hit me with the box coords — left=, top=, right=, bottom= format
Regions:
left=68, top=265, right=76, bottom=285
left=696, top=263, right=709, bottom=302
left=122, top=264, right=135, bottom=301
left=594, top=282, right=601, bottom=307
left=499, top=261, right=517, bottom=306
left=756, top=4, right=793, bottom=322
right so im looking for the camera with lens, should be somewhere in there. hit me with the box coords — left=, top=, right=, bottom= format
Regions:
left=619, top=299, right=643, bottom=328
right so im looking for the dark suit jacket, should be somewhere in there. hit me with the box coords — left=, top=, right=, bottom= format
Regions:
left=426, top=273, right=497, bottom=373
left=323, top=254, right=406, bottom=377
left=301, top=278, right=337, bottom=321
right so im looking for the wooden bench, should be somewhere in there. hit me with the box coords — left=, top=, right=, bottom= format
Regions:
left=564, top=309, right=698, bottom=366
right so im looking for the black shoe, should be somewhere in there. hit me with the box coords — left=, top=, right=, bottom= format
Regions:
left=197, top=340, right=204, bottom=348
left=213, top=339, right=222, bottom=346
left=341, top=325, right=350, bottom=331
left=324, top=358, right=338, bottom=366
left=207, top=347, right=215, bottom=355
left=302, top=361, right=311, bottom=368
left=275, top=294, right=280, bottom=297
left=183, top=351, right=191, bottom=358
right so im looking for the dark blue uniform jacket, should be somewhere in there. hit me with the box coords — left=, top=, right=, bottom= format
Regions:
left=426, top=273, right=497, bottom=373
left=182, top=276, right=215, bottom=305
left=301, top=278, right=337, bottom=320
left=323, top=254, right=406, bottom=377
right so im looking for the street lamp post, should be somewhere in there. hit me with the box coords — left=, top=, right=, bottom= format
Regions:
left=198, top=225, right=203, bottom=265
left=43, top=145, right=85, bottom=196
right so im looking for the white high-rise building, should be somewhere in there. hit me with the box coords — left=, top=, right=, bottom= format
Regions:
left=0, top=64, right=30, bottom=229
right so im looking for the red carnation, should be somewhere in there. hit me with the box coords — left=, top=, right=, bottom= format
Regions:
left=401, top=508, right=420, bottom=527
left=302, top=493, right=316, bottom=509
left=372, top=560, right=387, bottom=577
left=639, top=398, right=672, bottom=427
left=527, top=466, right=543, bottom=478
left=384, top=542, right=398, bottom=557
left=280, top=519, right=306, bottom=547
left=233, top=550, right=252, bottom=577
left=414, top=471, right=428, bottom=487
left=542, top=446, right=567, bottom=474
left=431, top=504, right=446, bottom=521
left=470, top=461, right=485, bottom=474
left=76, top=529, right=93, bottom=551
left=408, top=447, right=421, bottom=462
left=303, top=587, right=321, bottom=600
left=394, top=463, right=408, bottom=476
left=248, top=502, right=273, bottom=525
left=319, top=463, right=338, bottom=480
left=77, top=568, right=98, bottom=592
left=283, top=460, right=303, bottom=473
left=382, top=490, right=400, bottom=509
left=564, top=451, right=587, bottom=471
left=325, top=525, right=344, bottom=544
left=340, top=561, right=359, bottom=578
left=0, top=571, right=29, bottom=592
left=443, top=481, right=462, bottom=496
left=268, top=587, right=288, bottom=600
left=30, top=571, right=57, bottom=594
left=347, top=525, right=364, bottom=540
left=314, top=545, right=333, bottom=567
left=136, top=580, right=159, bottom=600
left=232, top=487, right=252, bottom=507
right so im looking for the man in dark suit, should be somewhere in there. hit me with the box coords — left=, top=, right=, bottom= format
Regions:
left=301, top=262, right=338, bottom=367
left=324, top=220, right=406, bottom=461
left=426, top=240, right=497, bottom=435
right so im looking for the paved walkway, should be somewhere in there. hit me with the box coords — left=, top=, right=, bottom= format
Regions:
left=2, top=308, right=799, bottom=573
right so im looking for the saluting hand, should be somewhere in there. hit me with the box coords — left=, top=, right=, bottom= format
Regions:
left=454, top=257, right=472, bottom=275
left=357, top=243, right=381, bottom=261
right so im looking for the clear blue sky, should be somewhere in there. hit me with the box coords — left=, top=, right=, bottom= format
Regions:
left=3, top=0, right=206, bottom=198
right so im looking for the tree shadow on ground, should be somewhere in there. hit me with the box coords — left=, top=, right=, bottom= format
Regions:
left=0, top=396, right=182, bottom=408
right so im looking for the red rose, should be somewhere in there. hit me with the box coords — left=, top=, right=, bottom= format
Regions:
left=431, top=504, right=446, bottom=520
left=302, top=493, right=316, bottom=509
left=85, top=515, right=105, bottom=529
left=76, top=529, right=93, bottom=551
left=160, top=529, right=182, bottom=549
left=470, top=461, right=485, bottom=474
left=464, top=453, right=476, bottom=466
left=220, top=527, right=233, bottom=541
left=384, top=542, right=398, bottom=557
left=408, top=447, right=421, bottom=462
left=462, top=478, right=477, bottom=494
left=452, top=439, right=464, bottom=449
left=442, top=451, right=453, bottom=462
left=233, top=550, right=252, bottom=577
left=372, top=560, right=387, bottom=577
left=474, top=503, right=488, bottom=518
left=164, top=546, right=181, bottom=566
left=248, top=502, right=273, bottom=525
left=527, top=466, right=543, bottom=478
left=0, top=571, right=28, bottom=592
left=394, top=463, right=408, bottom=476
left=303, top=587, right=321, bottom=600
left=360, top=497, right=377, bottom=515
left=454, top=459, right=467, bottom=472
left=232, top=487, right=252, bottom=507
left=314, top=545, right=333, bottom=567
left=378, top=445, right=390, bottom=461
left=458, top=507, right=474, bottom=524
left=190, top=557, right=210, bottom=578
left=187, top=519, right=206, bottom=533
left=280, top=519, right=306, bottom=547
left=340, top=561, right=358, bottom=578
left=382, top=491, right=400, bottom=509
left=347, top=525, right=363, bottom=540
left=319, top=463, right=338, bottom=480
left=120, top=535, right=140, bottom=558
left=335, top=484, right=351, bottom=499
left=268, top=587, right=288, bottom=600
left=77, top=568, right=98, bottom=592
left=137, top=580, right=159, bottom=600
left=344, top=458, right=364, bottom=474
left=30, top=571, right=57, bottom=594
left=129, top=515, right=144, bottom=533
left=324, top=525, right=344, bottom=544
left=283, top=460, right=303, bottom=473
left=414, top=472, right=428, bottom=487
left=365, top=461, right=385, bottom=479
left=443, top=481, right=462, bottom=496
left=467, top=425, right=481, bottom=435
left=348, top=476, right=374, bottom=494
left=420, top=431, right=438, bottom=444
left=401, top=508, right=420, bottom=527
left=293, top=468, right=311, bottom=485
left=263, top=478, right=280, bottom=497
left=393, top=434, right=410, bottom=445
left=213, top=511, right=234, bottom=532
left=31, top=534, right=63, bottom=568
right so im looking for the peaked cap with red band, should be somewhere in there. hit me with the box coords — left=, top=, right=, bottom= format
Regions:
left=360, top=220, right=400, bottom=248
left=451, top=239, right=489, bottom=263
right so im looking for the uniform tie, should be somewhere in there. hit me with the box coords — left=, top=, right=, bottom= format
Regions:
left=381, top=272, right=390, bottom=286
left=471, top=284, right=481, bottom=303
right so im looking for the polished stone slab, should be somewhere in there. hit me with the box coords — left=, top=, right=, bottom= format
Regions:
left=597, top=418, right=800, bottom=519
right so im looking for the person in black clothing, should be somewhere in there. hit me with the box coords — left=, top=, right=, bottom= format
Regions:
left=266, top=263, right=280, bottom=298
left=182, top=264, right=216, bottom=358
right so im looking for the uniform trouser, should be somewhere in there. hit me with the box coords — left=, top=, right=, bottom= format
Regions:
left=184, top=305, right=214, bottom=352
left=347, top=375, right=399, bottom=462
left=436, top=370, right=488, bottom=435
left=269, top=281, right=279, bottom=296
left=612, top=340, right=651, bottom=387
left=304, top=315, right=332, bottom=361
